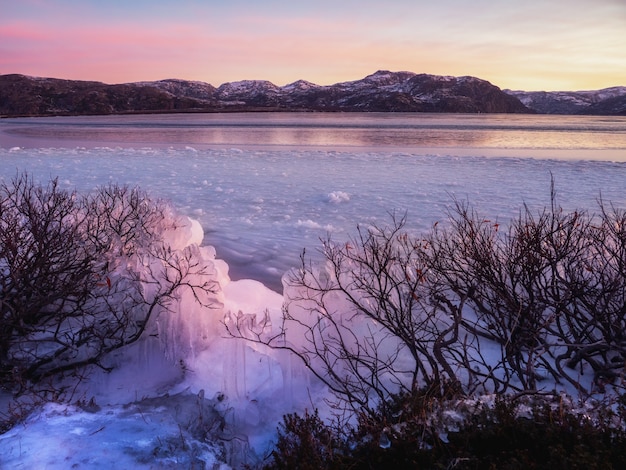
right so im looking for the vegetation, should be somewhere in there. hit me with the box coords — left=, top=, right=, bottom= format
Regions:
left=230, top=182, right=626, bottom=415
left=225, top=180, right=626, bottom=467
left=3, top=173, right=626, bottom=466
left=267, top=392, right=626, bottom=469
left=0, top=173, right=218, bottom=399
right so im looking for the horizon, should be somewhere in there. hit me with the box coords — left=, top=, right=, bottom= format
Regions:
left=1, top=0, right=625, bottom=92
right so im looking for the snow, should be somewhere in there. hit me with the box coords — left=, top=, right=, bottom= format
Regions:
left=216, top=80, right=280, bottom=98
left=281, top=80, right=318, bottom=92
left=1, top=115, right=626, bottom=468
left=504, top=87, right=626, bottom=113
left=0, top=399, right=229, bottom=469
left=1, top=144, right=623, bottom=293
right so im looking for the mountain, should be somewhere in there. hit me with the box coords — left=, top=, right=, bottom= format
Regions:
left=2, top=70, right=623, bottom=117
left=213, top=71, right=530, bottom=113
left=133, top=78, right=218, bottom=102
left=504, top=87, right=626, bottom=115
left=0, top=71, right=530, bottom=117
left=0, top=74, right=215, bottom=116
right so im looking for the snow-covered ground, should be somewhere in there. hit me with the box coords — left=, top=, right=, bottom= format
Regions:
left=1, top=116, right=625, bottom=468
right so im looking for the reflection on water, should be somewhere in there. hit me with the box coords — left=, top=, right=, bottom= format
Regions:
left=2, top=113, right=626, bottom=160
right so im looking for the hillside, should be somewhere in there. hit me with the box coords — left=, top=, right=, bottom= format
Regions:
left=2, top=71, right=624, bottom=117
left=1, top=71, right=528, bottom=116
left=505, top=87, right=626, bottom=115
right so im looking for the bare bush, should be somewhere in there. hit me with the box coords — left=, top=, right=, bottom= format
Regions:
left=434, top=194, right=626, bottom=394
left=548, top=201, right=626, bottom=392
left=0, top=173, right=218, bottom=393
left=229, top=186, right=626, bottom=418
left=227, top=214, right=468, bottom=418
left=82, top=182, right=168, bottom=257
left=426, top=197, right=578, bottom=392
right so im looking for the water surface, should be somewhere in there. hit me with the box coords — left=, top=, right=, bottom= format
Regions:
left=2, top=112, right=626, bottom=161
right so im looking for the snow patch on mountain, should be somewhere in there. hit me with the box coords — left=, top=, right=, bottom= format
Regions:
left=505, top=87, right=626, bottom=114
left=133, top=79, right=217, bottom=101
left=217, top=80, right=281, bottom=98
left=281, top=79, right=319, bottom=92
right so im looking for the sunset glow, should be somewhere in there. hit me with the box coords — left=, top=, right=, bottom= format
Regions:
left=1, top=0, right=624, bottom=91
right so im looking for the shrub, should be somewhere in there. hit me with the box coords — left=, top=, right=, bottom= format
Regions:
left=229, top=184, right=626, bottom=417
left=267, top=394, right=626, bottom=469
left=446, top=395, right=626, bottom=469
left=0, top=173, right=218, bottom=395
left=268, top=410, right=348, bottom=470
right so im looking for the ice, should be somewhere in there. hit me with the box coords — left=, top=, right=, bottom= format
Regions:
left=1, top=140, right=626, bottom=468
left=1, top=146, right=624, bottom=294
left=0, top=397, right=230, bottom=469
left=327, top=190, right=351, bottom=203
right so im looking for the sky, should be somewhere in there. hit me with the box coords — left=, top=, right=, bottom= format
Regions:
left=0, top=0, right=624, bottom=91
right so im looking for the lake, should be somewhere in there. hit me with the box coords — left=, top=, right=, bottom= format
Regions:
left=1, top=112, right=625, bottom=291
left=2, top=112, right=626, bottom=159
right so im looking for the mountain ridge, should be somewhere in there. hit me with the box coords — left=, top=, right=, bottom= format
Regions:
left=505, top=87, right=626, bottom=115
left=1, top=70, right=624, bottom=117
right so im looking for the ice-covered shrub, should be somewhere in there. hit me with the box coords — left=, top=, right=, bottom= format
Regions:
left=230, top=186, right=626, bottom=419
left=227, top=213, right=467, bottom=419
left=0, top=173, right=219, bottom=394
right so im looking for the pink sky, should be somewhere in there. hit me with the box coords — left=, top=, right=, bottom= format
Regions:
left=1, top=0, right=624, bottom=91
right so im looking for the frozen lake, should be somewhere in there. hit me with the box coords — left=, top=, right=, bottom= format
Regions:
left=1, top=112, right=625, bottom=291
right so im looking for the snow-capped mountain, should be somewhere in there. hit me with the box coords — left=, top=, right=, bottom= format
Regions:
left=1, top=71, right=624, bottom=117
left=220, top=71, right=529, bottom=113
left=215, top=80, right=282, bottom=106
left=505, top=87, right=626, bottom=115
left=134, top=78, right=217, bottom=101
